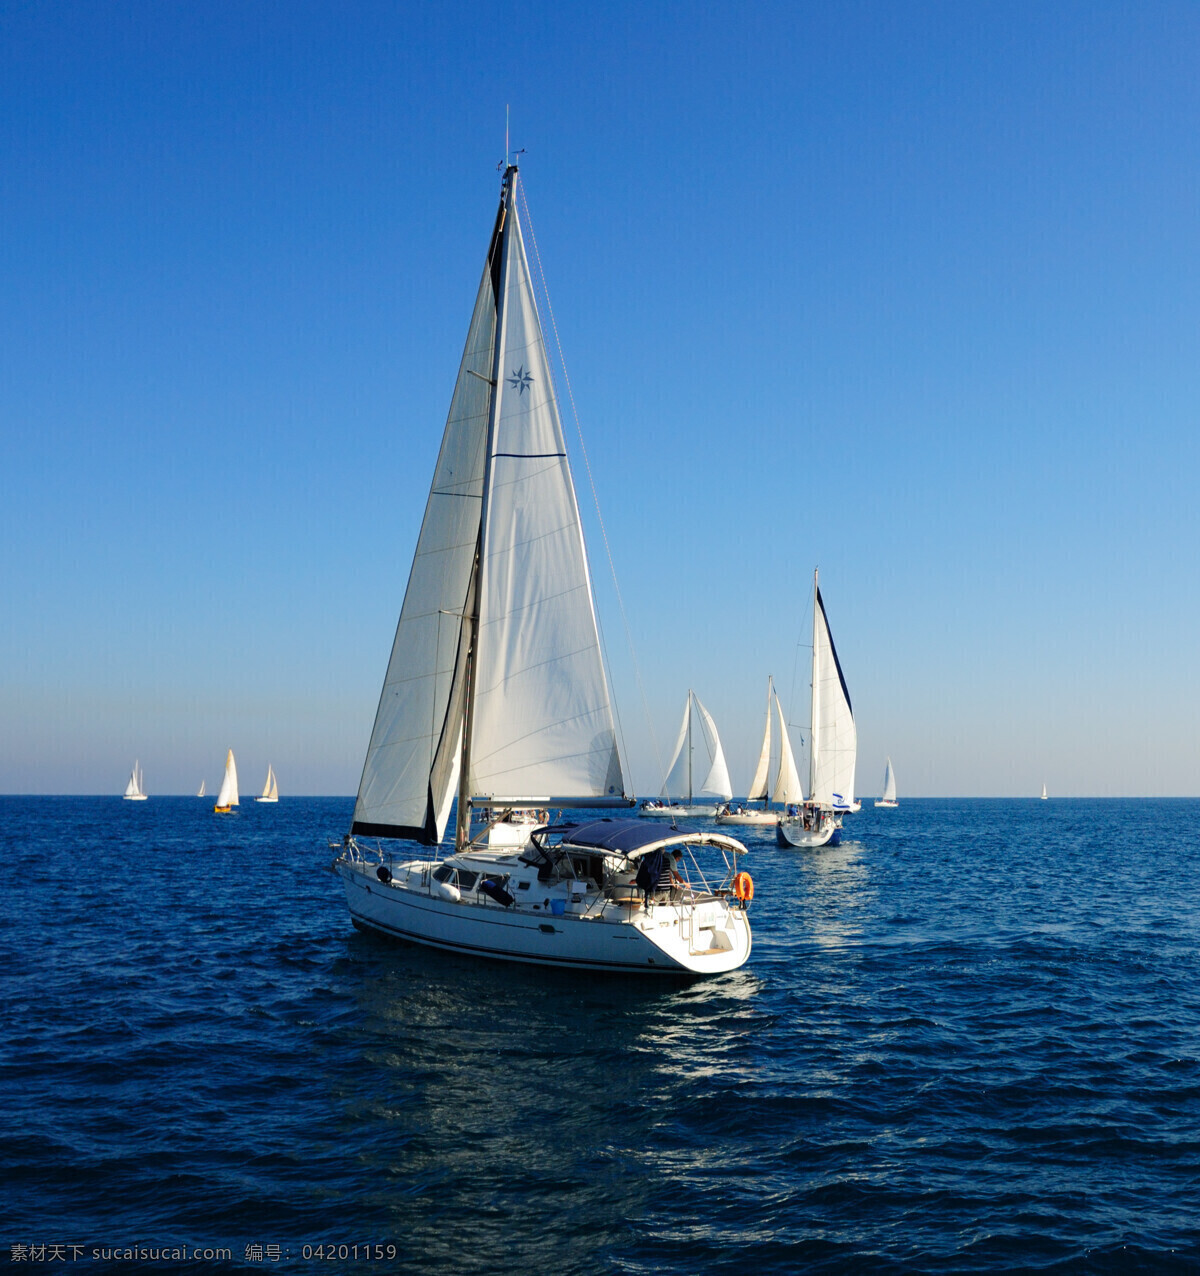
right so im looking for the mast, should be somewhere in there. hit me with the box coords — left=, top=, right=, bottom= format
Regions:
left=764, top=676, right=773, bottom=809
left=809, top=568, right=819, bottom=800
left=455, top=164, right=516, bottom=851
left=687, top=690, right=694, bottom=804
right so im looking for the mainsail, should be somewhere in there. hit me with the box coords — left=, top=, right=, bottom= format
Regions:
left=881, top=758, right=896, bottom=803
left=808, top=574, right=857, bottom=809
left=747, top=677, right=804, bottom=806
left=352, top=167, right=628, bottom=846
left=216, top=749, right=239, bottom=808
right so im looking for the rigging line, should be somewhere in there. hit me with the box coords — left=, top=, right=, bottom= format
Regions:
left=518, top=181, right=663, bottom=789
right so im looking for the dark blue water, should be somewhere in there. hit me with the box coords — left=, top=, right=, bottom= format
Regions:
left=3, top=797, right=1198, bottom=1273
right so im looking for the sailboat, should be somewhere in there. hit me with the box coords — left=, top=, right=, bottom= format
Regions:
left=213, top=749, right=239, bottom=813
left=778, top=570, right=857, bottom=849
left=255, top=765, right=279, bottom=803
left=331, top=162, right=753, bottom=974
left=122, top=760, right=148, bottom=801
left=1041, top=782, right=1048, bottom=800
left=639, top=690, right=733, bottom=819
left=196, top=780, right=206, bottom=798
left=875, top=757, right=897, bottom=808
left=716, top=676, right=803, bottom=826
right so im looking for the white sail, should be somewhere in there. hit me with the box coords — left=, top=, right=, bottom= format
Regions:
left=352, top=231, right=500, bottom=843
left=268, top=768, right=278, bottom=801
left=881, top=758, right=896, bottom=803
left=772, top=693, right=804, bottom=804
left=662, top=691, right=732, bottom=802
left=123, top=761, right=142, bottom=799
left=809, top=576, right=857, bottom=808
left=352, top=169, right=626, bottom=844
left=467, top=191, right=624, bottom=806
left=1041, top=782, right=1048, bottom=800
left=746, top=679, right=773, bottom=802
left=216, top=749, right=239, bottom=808
left=197, top=780, right=206, bottom=798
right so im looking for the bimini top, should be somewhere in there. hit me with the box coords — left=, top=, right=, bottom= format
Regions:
left=554, top=818, right=749, bottom=859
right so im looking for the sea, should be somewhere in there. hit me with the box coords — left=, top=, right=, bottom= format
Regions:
left=3, top=796, right=1198, bottom=1274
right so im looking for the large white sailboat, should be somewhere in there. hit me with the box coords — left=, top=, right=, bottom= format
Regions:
left=716, top=676, right=803, bottom=826
left=255, top=765, right=279, bottom=803
left=122, top=761, right=148, bottom=801
left=875, top=757, right=897, bottom=808
left=640, top=690, right=733, bottom=820
left=778, top=570, right=857, bottom=849
left=332, top=163, right=753, bottom=975
left=213, top=749, right=239, bottom=813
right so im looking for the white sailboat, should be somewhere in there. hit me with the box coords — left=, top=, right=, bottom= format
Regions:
left=332, top=162, right=753, bottom=974
left=875, top=757, right=898, bottom=808
left=255, top=765, right=279, bottom=803
left=122, top=760, right=148, bottom=801
left=213, top=749, right=239, bottom=813
left=1041, top=782, right=1048, bottom=800
left=196, top=780, right=206, bottom=798
left=640, top=690, right=733, bottom=820
left=716, top=676, right=803, bottom=826
left=778, top=570, right=857, bottom=849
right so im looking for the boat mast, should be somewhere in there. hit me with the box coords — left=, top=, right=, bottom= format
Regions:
left=455, top=164, right=516, bottom=853
left=764, top=675, right=774, bottom=809
left=687, top=690, right=694, bottom=805
left=809, top=568, right=819, bottom=802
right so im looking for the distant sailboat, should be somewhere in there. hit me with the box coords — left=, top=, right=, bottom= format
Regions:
left=123, top=760, right=148, bottom=801
left=1041, top=782, right=1048, bottom=800
left=255, top=765, right=279, bottom=803
left=778, top=570, right=857, bottom=849
left=213, top=750, right=239, bottom=813
left=640, top=690, right=733, bottom=819
left=196, top=780, right=206, bottom=798
left=875, top=757, right=898, bottom=808
left=716, top=676, right=803, bottom=826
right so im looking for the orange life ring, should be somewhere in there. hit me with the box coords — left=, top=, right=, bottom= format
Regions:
left=733, top=871, right=754, bottom=901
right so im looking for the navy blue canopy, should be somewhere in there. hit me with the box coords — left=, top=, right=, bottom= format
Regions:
left=562, top=819, right=696, bottom=856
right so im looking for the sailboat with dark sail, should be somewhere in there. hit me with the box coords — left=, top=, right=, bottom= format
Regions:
left=331, top=163, right=753, bottom=974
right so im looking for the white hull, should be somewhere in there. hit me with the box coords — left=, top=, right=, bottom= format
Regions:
left=123, top=794, right=148, bottom=801
left=777, top=816, right=836, bottom=849
left=255, top=797, right=279, bottom=803
left=875, top=799, right=898, bottom=808
left=337, top=856, right=751, bottom=975
left=639, top=804, right=717, bottom=820
left=715, top=809, right=779, bottom=826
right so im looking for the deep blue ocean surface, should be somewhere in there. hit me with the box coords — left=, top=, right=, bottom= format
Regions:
left=3, top=796, right=1198, bottom=1273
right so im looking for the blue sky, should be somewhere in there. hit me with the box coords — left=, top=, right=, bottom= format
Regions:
left=3, top=1, right=1198, bottom=796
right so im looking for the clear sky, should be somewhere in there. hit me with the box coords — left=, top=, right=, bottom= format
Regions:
left=3, top=1, right=1198, bottom=797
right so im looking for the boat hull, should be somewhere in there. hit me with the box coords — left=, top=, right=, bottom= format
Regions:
left=776, top=818, right=835, bottom=849
left=638, top=804, right=716, bottom=820
left=336, top=859, right=751, bottom=975
left=123, top=795, right=148, bottom=801
left=874, top=800, right=898, bottom=808
left=715, top=810, right=779, bottom=826
left=255, top=797, right=279, bottom=803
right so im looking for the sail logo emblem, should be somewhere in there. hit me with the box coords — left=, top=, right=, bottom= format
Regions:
left=507, top=366, right=534, bottom=395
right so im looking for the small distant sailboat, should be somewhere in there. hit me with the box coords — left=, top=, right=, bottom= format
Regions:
left=123, top=760, right=148, bottom=801
left=716, top=676, right=803, bottom=826
left=213, top=749, right=239, bottom=813
left=1041, top=782, right=1048, bottom=800
left=778, top=570, right=857, bottom=849
left=875, top=757, right=898, bottom=808
left=196, top=780, right=206, bottom=798
left=256, top=765, right=279, bottom=803
left=640, top=689, right=733, bottom=819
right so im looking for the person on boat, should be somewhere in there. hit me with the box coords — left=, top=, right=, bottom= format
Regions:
left=656, top=849, right=686, bottom=899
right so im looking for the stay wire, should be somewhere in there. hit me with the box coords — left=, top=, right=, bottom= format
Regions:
left=517, top=181, right=664, bottom=789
